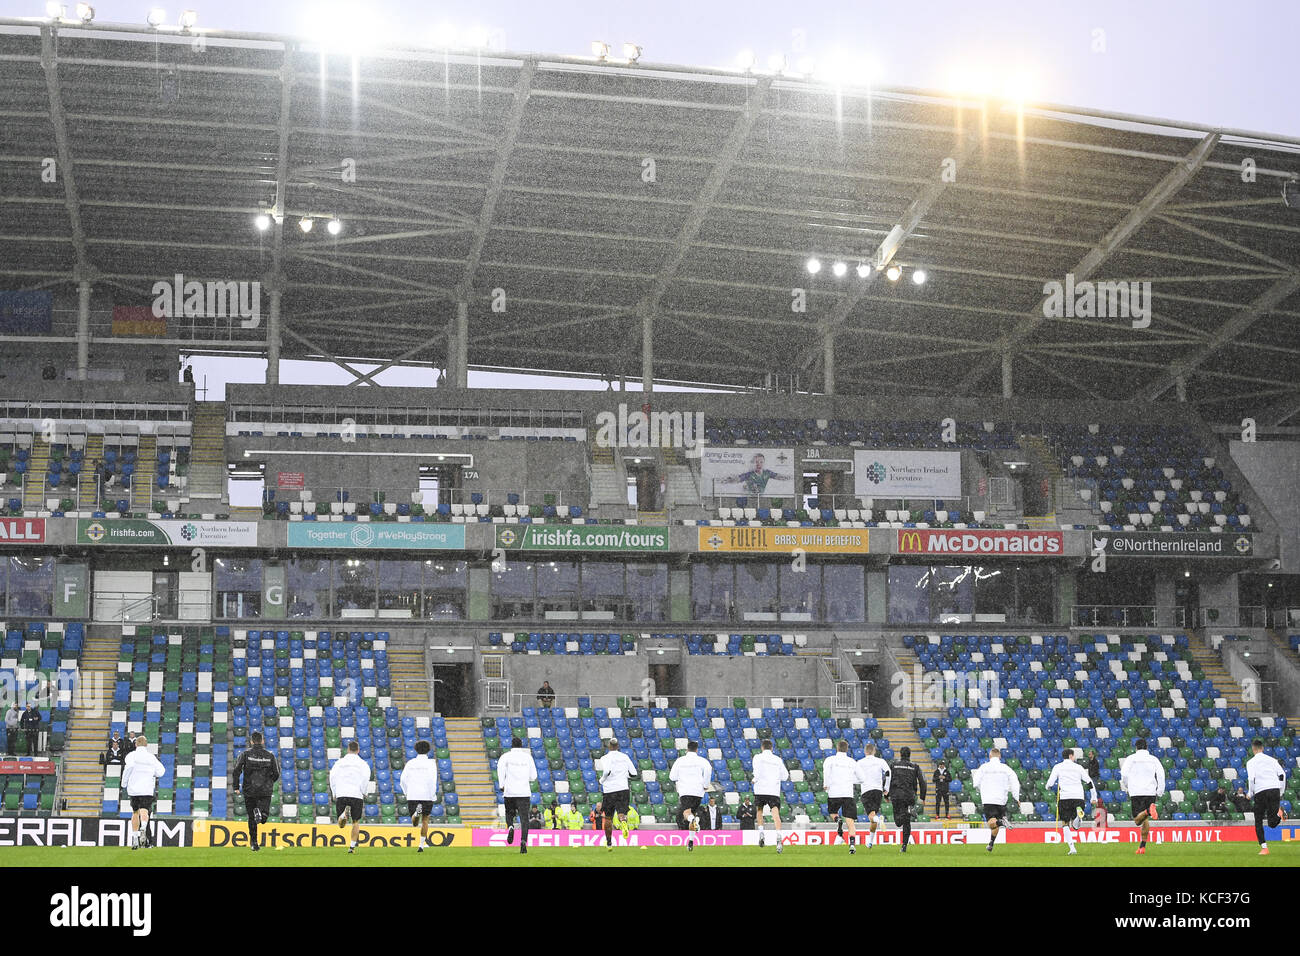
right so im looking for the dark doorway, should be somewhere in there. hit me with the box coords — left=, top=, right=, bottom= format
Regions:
left=420, top=463, right=462, bottom=509
left=627, top=460, right=660, bottom=511
left=153, top=571, right=177, bottom=619
left=430, top=662, right=475, bottom=717
left=648, top=662, right=683, bottom=706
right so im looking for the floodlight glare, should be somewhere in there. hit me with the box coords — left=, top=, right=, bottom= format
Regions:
left=622, top=43, right=642, bottom=62
left=886, top=265, right=902, bottom=281
left=146, top=7, right=165, bottom=26
left=736, top=50, right=756, bottom=71
left=767, top=53, right=787, bottom=74
left=326, top=218, right=342, bottom=236
left=831, top=261, right=847, bottom=277
left=911, top=269, right=927, bottom=285
left=806, top=257, right=822, bottom=275
left=75, top=2, right=94, bottom=22
left=46, top=2, right=65, bottom=19
left=178, top=9, right=196, bottom=29
left=591, top=40, right=610, bottom=60
left=856, top=263, right=871, bottom=279
left=298, top=217, right=313, bottom=233
left=253, top=214, right=271, bottom=232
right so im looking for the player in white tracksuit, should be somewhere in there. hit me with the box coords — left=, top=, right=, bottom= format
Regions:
left=1245, top=737, right=1288, bottom=855
left=120, top=735, right=166, bottom=849
left=496, top=736, right=539, bottom=854
left=668, top=741, right=713, bottom=851
left=1045, top=748, right=1098, bottom=855
left=329, top=740, right=373, bottom=853
left=398, top=739, right=440, bottom=851
left=973, top=748, right=1021, bottom=852
left=750, top=739, right=790, bottom=852
left=823, top=740, right=863, bottom=854
left=594, top=738, right=638, bottom=849
left=1119, top=737, right=1165, bottom=856
left=855, top=743, right=891, bottom=849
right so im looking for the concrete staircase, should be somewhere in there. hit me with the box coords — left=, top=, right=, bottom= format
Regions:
left=588, top=445, right=627, bottom=509
left=874, top=715, right=936, bottom=796
left=21, top=438, right=50, bottom=512
left=386, top=646, right=431, bottom=713
left=663, top=462, right=702, bottom=509
left=62, top=633, right=119, bottom=815
left=188, top=402, right=226, bottom=503
left=131, top=434, right=157, bottom=513
left=443, top=717, right=498, bottom=827
left=77, top=433, right=104, bottom=509
left=1188, top=641, right=1250, bottom=711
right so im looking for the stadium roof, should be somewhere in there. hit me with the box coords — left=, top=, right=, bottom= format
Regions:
left=1, top=18, right=1298, bottom=423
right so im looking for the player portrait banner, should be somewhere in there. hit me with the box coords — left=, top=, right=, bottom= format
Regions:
left=191, top=819, right=470, bottom=849
left=701, top=447, right=796, bottom=498
left=276, top=472, right=305, bottom=490
left=0, top=290, right=53, bottom=334
left=286, top=523, right=466, bottom=550
left=0, top=815, right=191, bottom=847
left=77, top=518, right=258, bottom=547
left=495, top=525, right=669, bottom=552
left=1090, top=531, right=1254, bottom=558
left=853, top=450, right=961, bottom=499
left=697, top=526, right=869, bottom=554
left=471, top=829, right=748, bottom=848
left=897, top=528, right=1064, bottom=556
left=0, top=517, right=45, bottom=544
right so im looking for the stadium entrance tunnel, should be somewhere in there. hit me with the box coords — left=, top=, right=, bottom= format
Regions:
left=431, top=661, right=474, bottom=716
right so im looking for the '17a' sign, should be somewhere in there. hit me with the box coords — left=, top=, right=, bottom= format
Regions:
left=0, top=518, right=45, bottom=544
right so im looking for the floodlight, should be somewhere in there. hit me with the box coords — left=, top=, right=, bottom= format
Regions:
left=146, top=7, right=165, bottom=26
left=911, top=269, right=927, bottom=285
left=591, top=40, right=610, bottom=60
left=253, top=214, right=270, bottom=232
left=326, top=218, right=342, bottom=236
left=886, top=265, right=902, bottom=281
left=805, top=257, right=821, bottom=275
left=831, top=261, right=847, bottom=277
left=622, top=43, right=642, bottom=62
left=178, top=9, right=196, bottom=29
left=299, top=217, right=313, bottom=233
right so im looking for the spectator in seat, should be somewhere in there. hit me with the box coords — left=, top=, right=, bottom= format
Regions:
left=528, top=804, right=543, bottom=830
left=101, top=732, right=129, bottom=767
left=701, top=794, right=723, bottom=830
left=589, top=801, right=604, bottom=831
left=1207, top=786, right=1229, bottom=819
left=536, top=681, right=555, bottom=708
left=1231, top=787, right=1252, bottom=814
left=20, top=702, right=41, bottom=756
left=544, top=799, right=563, bottom=830
left=1086, top=750, right=1101, bottom=788
left=736, top=797, right=756, bottom=830
left=5, top=703, right=20, bottom=756
left=933, top=761, right=953, bottom=818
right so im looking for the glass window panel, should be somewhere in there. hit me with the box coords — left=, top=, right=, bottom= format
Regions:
left=286, top=557, right=331, bottom=619
left=822, top=565, right=865, bottom=622
left=735, top=562, right=778, bottom=618
left=378, top=560, right=422, bottom=617
left=537, top=560, right=579, bottom=615
left=6, top=556, right=53, bottom=617
left=423, top=560, right=467, bottom=620
left=491, top=560, right=535, bottom=620
left=691, top=563, right=733, bottom=621
left=334, top=558, right=377, bottom=612
left=628, top=562, right=668, bottom=623
left=778, top=564, right=820, bottom=616
left=581, top=560, right=625, bottom=619
left=214, top=557, right=263, bottom=619
left=887, top=565, right=930, bottom=625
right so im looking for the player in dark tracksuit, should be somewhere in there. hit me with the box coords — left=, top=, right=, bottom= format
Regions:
left=890, top=746, right=927, bottom=854
left=231, top=730, right=280, bottom=851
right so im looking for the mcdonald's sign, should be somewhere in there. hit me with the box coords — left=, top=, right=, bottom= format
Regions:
left=897, top=529, right=1063, bottom=556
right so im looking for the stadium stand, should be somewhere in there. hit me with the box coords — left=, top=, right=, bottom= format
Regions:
left=0, top=621, right=81, bottom=757
left=484, top=705, right=908, bottom=826
left=229, top=629, right=458, bottom=825
left=905, top=633, right=1300, bottom=821
left=101, top=625, right=229, bottom=819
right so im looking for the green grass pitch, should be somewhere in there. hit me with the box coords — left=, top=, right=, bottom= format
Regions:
left=8, top=843, right=1298, bottom=867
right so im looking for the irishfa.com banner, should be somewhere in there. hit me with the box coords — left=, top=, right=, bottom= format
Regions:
left=697, top=526, right=870, bottom=554
left=496, top=525, right=669, bottom=552
left=77, top=518, right=259, bottom=547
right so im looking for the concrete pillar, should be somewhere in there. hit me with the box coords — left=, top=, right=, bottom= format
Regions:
left=1154, top=572, right=1177, bottom=628
left=266, top=287, right=281, bottom=386
left=76, top=279, right=91, bottom=380
left=822, top=323, right=835, bottom=396
left=455, top=300, right=468, bottom=389
left=1175, top=376, right=1187, bottom=402
left=1001, top=351, right=1013, bottom=398
left=640, top=304, right=653, bottom=394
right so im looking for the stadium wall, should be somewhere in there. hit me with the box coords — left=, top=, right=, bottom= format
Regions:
left=504, top=654, right=648, bottom=708
left=1228, top=439, right=1300, bottom=572
left=679, top=655, right=824, bottom=703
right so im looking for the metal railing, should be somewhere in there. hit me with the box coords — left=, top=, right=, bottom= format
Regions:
left=1071, top=605, right=1187, bottom=629
left=262, top=486, right=586, bottom=512
left=492, top=691, right=842, bottom=717
left=1198, top=606, right=1269, bottom=629
left=706, top=493, right=997, bottom=515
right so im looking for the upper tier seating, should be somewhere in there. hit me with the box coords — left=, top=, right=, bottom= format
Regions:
left=904, top=633, right=1299, bottom=821
left=492, top=631, right=638, bottom=655
left=1051, top=424, right=1251, bottom=532
left=705, top=418, right=1018, bottom=450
